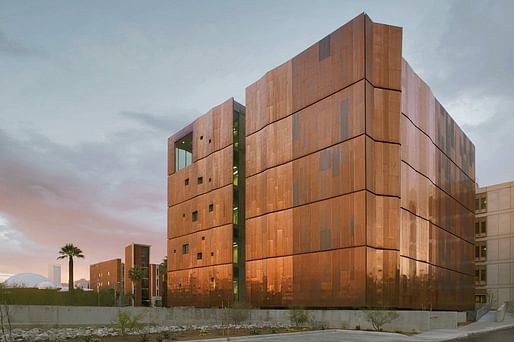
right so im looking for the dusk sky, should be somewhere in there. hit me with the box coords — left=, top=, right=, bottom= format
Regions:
left=1, top=0, right=513, bottom=281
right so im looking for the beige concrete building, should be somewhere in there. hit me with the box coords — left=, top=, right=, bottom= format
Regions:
left=475, top=181, right=514, bottom=307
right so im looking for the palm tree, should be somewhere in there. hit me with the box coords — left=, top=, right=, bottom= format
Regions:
left=57, top=243, right=84, bottom=292
left=159, top=257, right=168, bottom=307
left=128, top=266, right=143, bottom=306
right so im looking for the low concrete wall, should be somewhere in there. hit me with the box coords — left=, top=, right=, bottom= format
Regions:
left=3, top=305, right=466, bottom=333
left=496, top=303, right=507, bottom=322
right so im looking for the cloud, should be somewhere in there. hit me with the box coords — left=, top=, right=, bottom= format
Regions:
left=0, top=30, right=38, bottom=57
left=0, top=127, right=169, bottom=279
left=119, top=110, right=195, bottom=133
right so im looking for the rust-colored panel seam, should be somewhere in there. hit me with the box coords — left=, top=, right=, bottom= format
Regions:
left=401, top=160, right=475, bottom=215
left=399, top=255, right=475, bottom=278
left=246, top=133, right=401, bottom=179
left=169, top=262, right=233, bottom=273
left=401, top=112, right=475, bottom=183
left=399, top=206, right=474, bottom=246
left=168, top=183, right=232, bottom=209
left=245, top=245, right=373, bottom=262
left=245, top=189, right=400, bottom=221
left=167, top=222, right=233, bottom=240
left=246, top=78, right=367, bottom=138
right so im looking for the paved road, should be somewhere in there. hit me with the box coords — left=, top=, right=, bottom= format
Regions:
left=449, top=327, right=514, bottom=341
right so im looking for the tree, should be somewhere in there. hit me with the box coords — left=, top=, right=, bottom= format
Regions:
left=57, top=243, right=84, bottom=292
left=128, top=266, right=143, bottom=306
left=159, top=256, right=168, bottom=307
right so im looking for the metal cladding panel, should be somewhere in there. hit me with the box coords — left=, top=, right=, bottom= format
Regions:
left=245, top=209, right=293, bottom=261
left=192, top=98, right=234, bottom=162
left=364, top=19, right=403, bottom=90
left=429, top=265, right=474, bottom=311
left=401, top=115, right=474, bottom=212
left=168, top=185, right=232, bottom=239
left=245, top=162, right=293, bottom=219
left=365, top=138, right=400, bottom=197
left=168, top=224, right=232, bottom=271
left=245, top=61, right=292, bottom=136
left=292, top=247, right=367, bottom=308
left=168, top=146, right=233, bottom=206
left=366, top=248, right=400, bottom=308
left=291, top=14, right=365, bottom=113
left=400, top=209, right=429, bottom=263
left=401, top=60, right=475, bottom=181
left=365, top=83, right=401, bottom=143
left=429, top=223, right=474, bottom=276
left=292, top=191, right=366, bottom=254
left=366, top=193, right=400, bottom=250
left=246, top=256, right=294, bottom=307
left=401, top=162, right=474, bottom=244
left=168, top=264, right=232, bottom=307
left=246, top=116, right=292, bottom=177
left=292, top=80, right=366, bottom=159
left=292, top=136, right=366, bottom=207
left=399, top=257, right=430, bottom=309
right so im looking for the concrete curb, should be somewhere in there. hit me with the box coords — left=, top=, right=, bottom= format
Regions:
left=443, top=323, right=514, bottom=341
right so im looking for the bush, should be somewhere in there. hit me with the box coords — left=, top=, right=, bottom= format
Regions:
left=364, top=310, right=399, bottom=331
left=289, top=309, right=309, bottom=327
left=111, top=310, right=143, bottom=335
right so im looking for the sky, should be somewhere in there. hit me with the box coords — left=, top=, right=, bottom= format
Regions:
left=0, top=0, right=513, bottom=281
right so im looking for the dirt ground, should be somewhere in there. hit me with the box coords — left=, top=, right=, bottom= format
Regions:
left=67, top=327, right=311, bottom=341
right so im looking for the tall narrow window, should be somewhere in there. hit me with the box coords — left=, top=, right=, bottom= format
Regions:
left=182, top=244, right=189, bottom=254
left=192, top=211, right=198, bottom=222
left=175, top=133, right=193, bottom=171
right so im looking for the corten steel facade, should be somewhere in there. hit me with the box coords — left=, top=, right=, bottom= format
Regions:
left=475, top=181, right=514, bottom=308
left=167, top=98, right=245, bottom=307
left=89, top=258, right=124, bottom=294
left=125, top=243, right=151, bottom=306
left=167, top=14, right=475, bottom=310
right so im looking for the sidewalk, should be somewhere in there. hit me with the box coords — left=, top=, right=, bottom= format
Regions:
left=187, top=312, right=514, bottom=342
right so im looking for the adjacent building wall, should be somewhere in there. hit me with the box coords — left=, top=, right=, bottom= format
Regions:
left=125, top=244, right=151, bottom=306
left=475, top=181, right=514, bottom=308
left=89, top=258, right=123, bottom=293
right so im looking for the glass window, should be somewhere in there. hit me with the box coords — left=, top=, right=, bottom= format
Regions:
left=192, top=211, right=198, bottom=222
left=175, top=133, right=193, bottom=171
left=182, top=244, right=189, bottom=254
left=196, top=252, right=203, bottom=260
left=209, top=204, right=214, bottom=212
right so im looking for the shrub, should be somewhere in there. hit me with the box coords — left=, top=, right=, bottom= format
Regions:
left=111, top=310, right=143, bottom=335
left=83, top=336, right=101, bottom=342
left=364, top=310, right=399, bottom=331
left=289, top=308, right=309, bottom=327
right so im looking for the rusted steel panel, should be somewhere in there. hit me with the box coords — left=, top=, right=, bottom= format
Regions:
left=168, top=146, right=232, bottom=206
left=168, top=264, right=232, bottom=307
left=429, top=223, right=474, bottom=276
left=292, top=247, right=367, bottom=308
left=365, top=19, right=403, bottom=90
left=399, top=257, right=430, bottom=309
left=365, top=138, right=400, bottom=197
left=245, top=61, right=292, bottom=136
left=246, top=116, right=292, bottom=177
left=168, top=185, right=232, bottom=239
left=292, top=136, right=366, bottom=207
left=291, top=14, right=365, bottom=113
left=366, top=193, right=400, bottom=250
left=400, top=209, right=429, bottom=263
left=245, top=209, right=293, bottom=261
left=293, top=191, right=366, bottom=254
left=246, top=256, right=294, bottom=307
left=429, top=265, right=474, bottom=311
left=245, top=162, right=293, bottom=219
left=292, top=80, right=366, bottom=159
left=365, top=83, right=401, bottom=143
left=366, top=248, right=400, bottom=308
left=168, top=224, right=232, bottom=271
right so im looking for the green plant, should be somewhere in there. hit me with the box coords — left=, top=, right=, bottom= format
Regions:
left=128, top=267, right=144, bottom=306
left=364, top=310, right=399, bottom=332
left=57, top=243, right=85, bottom=292
left=199, top=328, right=209, bottom=336
left=289, top=308, right=309, bottom=327
left=111, top=310, right=143, bottom=335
